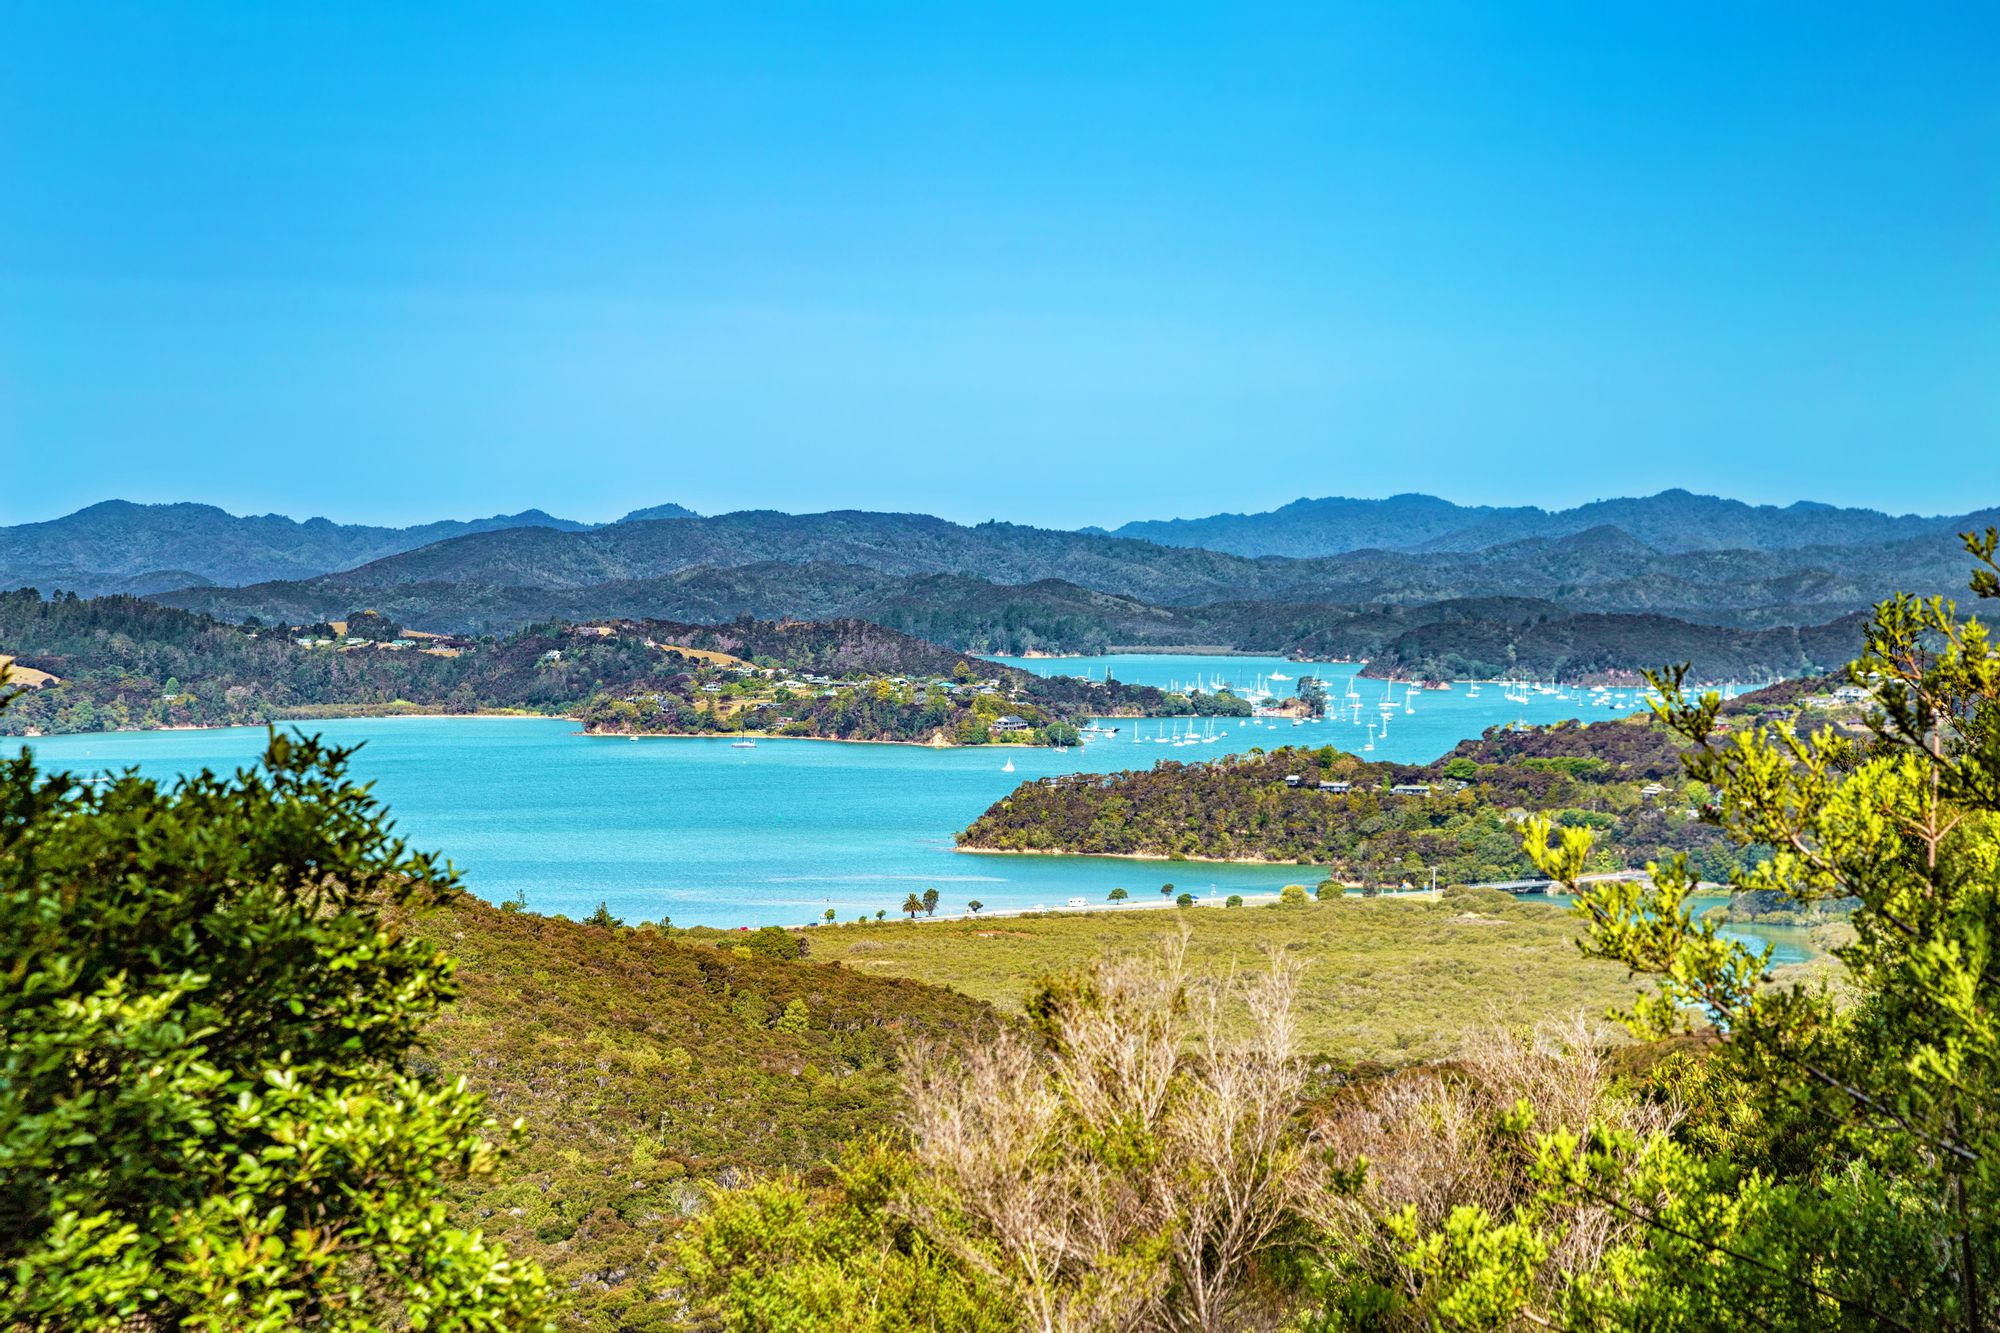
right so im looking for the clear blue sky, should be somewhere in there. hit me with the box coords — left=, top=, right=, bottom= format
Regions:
left=2, top=3, right=1994, bottom=528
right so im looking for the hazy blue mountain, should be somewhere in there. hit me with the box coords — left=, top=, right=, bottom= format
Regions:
left=1090, top=494, right=1535, bottom=557
left=616, top=503, right=702, bottom=523
left=281, top=509, right=1276, bottom=607
left=145, top=503, right=1991, bottom=641
left=0, top=500, right=596, bottom=595
left=1415, top=490, right=1962, bottom=554
left=14, top=492, right=1987, bottom=670
left=1099, top=489, right=1969, bottom=558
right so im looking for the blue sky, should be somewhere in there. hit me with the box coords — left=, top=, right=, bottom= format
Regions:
left=1, top=3, right=1994, bottom=528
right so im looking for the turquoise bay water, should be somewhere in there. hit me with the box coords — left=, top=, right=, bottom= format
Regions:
left=988, top=654, right=1657, bottom=759
left=16, top=654, right=1801, bottom=961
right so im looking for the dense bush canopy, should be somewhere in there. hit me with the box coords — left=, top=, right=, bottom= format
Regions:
left=0, top=724, right=551, bottom=1330
left=960, top=720, right=1737, bottom=885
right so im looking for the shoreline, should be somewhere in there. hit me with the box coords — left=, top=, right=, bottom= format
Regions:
left=956, top=844, right=1319, bottom=868
left=579, top=728, right=971, bottom=749
left=14, top=711, right=1164, bottom=752
left=4, top=708, right=570, bottom=741
left=804, top=883, right=1459, bottom=928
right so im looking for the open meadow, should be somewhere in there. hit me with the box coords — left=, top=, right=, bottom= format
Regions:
left=805, top=888, right=1654, bottom=1064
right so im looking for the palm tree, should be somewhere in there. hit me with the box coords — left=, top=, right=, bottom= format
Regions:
left=902, top=892, right=924, bottom=920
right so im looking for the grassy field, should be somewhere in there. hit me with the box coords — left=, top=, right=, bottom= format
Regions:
left=806, top=890, right=1653, bottom=1064
left=0, top=654, right=58, bottom=687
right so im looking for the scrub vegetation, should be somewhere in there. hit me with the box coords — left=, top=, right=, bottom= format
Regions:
left=403, top=895, right=999, bottom=1331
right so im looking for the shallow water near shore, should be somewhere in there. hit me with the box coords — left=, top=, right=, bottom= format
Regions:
left=15, top=655, right=1803, bottom=961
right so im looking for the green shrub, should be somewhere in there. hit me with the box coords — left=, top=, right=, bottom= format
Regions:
left=0, top=730, right=552, bottom=1330
left=743, top=924, right=807, bottom=960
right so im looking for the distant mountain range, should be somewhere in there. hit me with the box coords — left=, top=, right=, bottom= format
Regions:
left=0, top=499, right=698, bottom=596
left=2, top=492, right=1992, bottom=677
left=144, top=507, right=1990, bottom=636
left=1091, top=489, right=1974, bottom=558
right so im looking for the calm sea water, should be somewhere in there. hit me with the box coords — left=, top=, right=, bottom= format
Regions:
left=14, top=654, right=1803, bottom=961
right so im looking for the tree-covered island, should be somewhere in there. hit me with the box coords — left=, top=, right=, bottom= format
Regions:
left=576, top=627, right=1253, bottom=745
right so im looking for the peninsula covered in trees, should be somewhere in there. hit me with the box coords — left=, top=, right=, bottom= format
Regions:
left=958, top=715, right=1745, bottom=886
left=0, top=589, right=1242, bottom=745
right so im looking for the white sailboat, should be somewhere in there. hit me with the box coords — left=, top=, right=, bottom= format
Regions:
left=1002, top=757, right=1015, bottom=772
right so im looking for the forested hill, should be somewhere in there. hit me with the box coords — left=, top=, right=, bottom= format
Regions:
left=0, top=591, right=1004, bottom=735
left=641, top=615, right=1011, bottom=679
left=147, top=510, right=1982, bottom=644
left=0, top=500, right=611, bottom=596
left=0, top=590, right=1207, bottom=741
left=145, top=566, right=1870, bottom=683
left=1349, top=609, right=1868, bottom=685
left=8, top=498, right=1983, bottom=675
left=402, top=892, right=998, bottom=1329
left=1099, top=489, right=1985, bottom=558
left=957, top=720, right=1739, bottom=886
left=178, top=510, right=1280, bottom=607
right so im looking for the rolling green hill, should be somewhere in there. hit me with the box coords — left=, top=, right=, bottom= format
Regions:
left=405, top=894, right=998, bottom=1330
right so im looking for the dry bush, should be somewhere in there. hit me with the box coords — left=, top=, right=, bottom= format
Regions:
left=897, top=932, right=1319, bottom=1333
left=1306, top=1015, right=1676, bottom=1316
